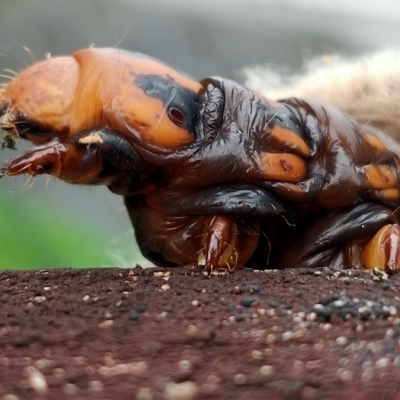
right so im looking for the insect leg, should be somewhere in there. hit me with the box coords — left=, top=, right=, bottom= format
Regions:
left=359, top=224, right=400, bottom=271
left=0, top=140, right=102, bottom=184
left=199, top=214, right=261, bottom=274
left=157, top=183, right=296, bottom=223
left=1, top=129, right=153, bottom=190
left=140, top=184, right=294, bottom=271
left=201, top=215, right=238, bottom=274
left=70, top=129, right=155, bottom=194
left=275, top=202, right=398, bottom=269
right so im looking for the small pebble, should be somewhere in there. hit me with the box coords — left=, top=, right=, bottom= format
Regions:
left=302, top=386, right=318, bottom=400
left=233, top=373, right=246, bottom=385
left=33, top=296, right=46, bottom=303
left=164, top=304, right=174, bottom=312
left=129, top=311, right=141, bottom=321
left=164, top=381, right=198, bottom=400
left=336, top=336, right=348, bottom=345
left=293, top=360, right=304, bottom=370
left=376, top=358, right=391, bottom=369
left=98, top=320, right=114, bottom=328
left=240, top=297, right=255, bottom=307
left=283, top=274, right=294, bottom=283
left=2, top=395, right=20, bottom=400
left=244, top=283, right=261, bottom=293
left=337, top=369, right=352, bottom=382
left=361, top=368, right=374, bottom=382
left=282, top=332, right=293, bottom=341
left=136, top=387, right=153, bottom=400
left=251, top=350, right=263, bottom=359
left=88, top=380, right=103, bottom=392
left=266, top=334, right=275, bottom=344
left=393, top=356, right=400, bottom=367
left=269, top=300, right=280, bottom=308
left=259, top=365, right=274, bottom=376
left=333, top=299, right=346, bottom=308
left=132, top=303, right=146, bottom=313
left=187, top=325, right=198, bottom=334
left=52, top=368, right=66, bottom=379
left=63, top=383, right=77, bottom=394
left=179, top=360, right=192, bottom=371
left=26, top=366, right=47, bottom=393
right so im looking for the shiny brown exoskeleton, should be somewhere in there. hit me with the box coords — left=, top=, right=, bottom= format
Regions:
left=1, top=47, right=400, bottom=273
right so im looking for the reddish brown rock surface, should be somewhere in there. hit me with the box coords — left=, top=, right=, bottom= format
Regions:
left=1, top=267, right=400, bottom=399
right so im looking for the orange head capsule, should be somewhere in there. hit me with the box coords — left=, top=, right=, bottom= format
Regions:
left=70, top=48, right=203, bottom=151
left=0, top=48, right=203, bottom=151
left=0, top=56, right=80, bottom=143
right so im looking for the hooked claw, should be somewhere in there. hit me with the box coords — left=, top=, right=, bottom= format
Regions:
left=361, top=224, right=400, bottom=271
left=203, top=215, right=238, bottom=275
left=0, top=141, right=105, bottom=184
left=201, top=215, right=259, bottom=275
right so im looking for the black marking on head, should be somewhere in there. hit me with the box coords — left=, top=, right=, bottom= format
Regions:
left=135, top=74, right=199, bottom=135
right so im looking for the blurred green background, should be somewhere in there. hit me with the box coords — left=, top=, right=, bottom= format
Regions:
left=1, top=0, right=400, bottom=269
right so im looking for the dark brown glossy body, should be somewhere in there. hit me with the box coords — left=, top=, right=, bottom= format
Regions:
left=1, top=48, right=400, bottom=271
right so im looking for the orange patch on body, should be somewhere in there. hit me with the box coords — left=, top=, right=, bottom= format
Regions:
left=364, top=133, right=387, bottom=153
left=368, top=188, right=400, bottom=202
left=259, top=152, right=307, bottom=183
left=363, top=164, right=397, bottom=189
left=269, top=125, right=311, bottom=157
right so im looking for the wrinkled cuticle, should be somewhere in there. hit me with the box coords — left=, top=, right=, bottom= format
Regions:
left=198, top=83, right=224, bottom=146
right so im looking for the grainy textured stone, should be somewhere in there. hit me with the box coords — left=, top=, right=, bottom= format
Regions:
left=1, top=267, right=400, bottom=399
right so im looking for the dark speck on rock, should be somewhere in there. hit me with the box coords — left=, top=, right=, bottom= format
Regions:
left=132, top=303, right=146, bottom=313
left=240, top=297, right=255, bottom=307
left=128, top=310, right=141, bottom=321
left=338, top=306, right=358, bottom=319
left=283, top=274, right=294, bottom=283
left=164, top=304, right=174, bottom=312
left=220, top=298, right=235, bottom=310
left=235, top=314, right=245, bottom=322
left=360, top=309, right=371, bottom=321
left=313, top=304, right=334, bottom=322
left=312, top=292, right=396, bottom=321
left=231, top=286, right=242, bottom=295
left=372, top=305, right=390, bottom=318
left=242, top=282, right=262, bottom=293
left=269, top=300, right=280, bottom=308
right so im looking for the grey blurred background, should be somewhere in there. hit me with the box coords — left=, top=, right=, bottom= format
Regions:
left=1, top=0, right=400, bottom=268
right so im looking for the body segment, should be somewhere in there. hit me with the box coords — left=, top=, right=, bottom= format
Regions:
left=1, top=47, right=400, bottom=272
